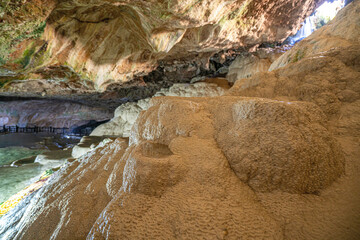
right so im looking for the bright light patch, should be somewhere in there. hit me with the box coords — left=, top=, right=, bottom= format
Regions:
left=287, top=0, right=345, bottom=44
left=315, top=0, right=345, bottom=20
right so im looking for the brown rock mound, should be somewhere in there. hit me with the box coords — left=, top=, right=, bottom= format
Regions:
left=211, top=97, right=345, bottom=193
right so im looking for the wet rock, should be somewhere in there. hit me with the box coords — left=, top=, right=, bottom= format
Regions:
left=11, top=156, right=37, bottom=167
left=35, top=149, right=73, bottom=168
left=72, top=136, right=114, bottom=158
left=0, top=138, right=129, bottom=240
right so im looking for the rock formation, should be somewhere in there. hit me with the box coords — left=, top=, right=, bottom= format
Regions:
left=0, top=0, right=57, bottom=64
left=91, top=81, right=227, bottom=137
left=226, top=46, right=287, bottom=82
left=0, top=99, right=112, bottom=128
left=269, top=0, right=360, bottom=71
left=1, top=1, right=360, bottom=240
left=3, top=0, right=324, bottom=89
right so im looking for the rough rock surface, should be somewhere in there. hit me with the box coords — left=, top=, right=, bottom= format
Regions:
left=0, top=99, right=112, bottom=128
left=1, top=93, right=344, bottom=239
left=0, top=65, right=96, bottom=96
left=0, top=2, right=359, bottom=240
left=90, top=81, right=227, bottom=137
left=211, top=97, right=344, bottom=193
left=0, top=138, right=129, bottom=240
left=227, top=46, right=287, bottom=82
left=0, top=0, right=57, bottom=63
left=42, top=0, right=324, bottom=87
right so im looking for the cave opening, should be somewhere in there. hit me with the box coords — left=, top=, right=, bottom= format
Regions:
left=286, top=0, right=345, bottom=44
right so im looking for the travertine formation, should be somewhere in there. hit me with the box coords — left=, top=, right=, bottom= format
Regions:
left=211, top=98, right=344, bottom=193
left=71, top=136, right=112, bottom=158
left=91, top=81, right=227, bottom=137
left=0, top=138, right=129, bottom=240
left=1, top=1, right=360, bottom=240
left=0, top=94, right=346, bottom=239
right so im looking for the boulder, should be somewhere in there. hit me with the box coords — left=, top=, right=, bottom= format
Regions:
left=211, top=97, right=345, bottom=193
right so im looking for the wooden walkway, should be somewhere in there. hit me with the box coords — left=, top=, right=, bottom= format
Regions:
left=0, top=125, right=93, bottom=136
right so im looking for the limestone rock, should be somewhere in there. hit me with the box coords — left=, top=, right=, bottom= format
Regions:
left=211, top=97, right=345, bottom=193
left=90, top=82, right=226, bottom=137
left=71, top=136, right=113, bottom=158
left=34, top=149, right=73, bottom=169
left=0, top=138, right=129, bottom=240
left=42, top=0, right=324, bottom=87
left=1, top=93, right=345, bottom=239
left=227, top=54, right=272, bottom=82
left=0, top=99, right=112, bottom=128
left=131, top=97, right=345, bottom=194
left=227, top=47, right=285, bottom=83
left=89, top=136, right=283, bottom=239
left=228, top=45, right=360, bottom=120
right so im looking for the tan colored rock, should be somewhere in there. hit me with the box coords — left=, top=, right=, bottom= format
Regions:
left=43, top=0, right=324, bottom=87
left=227, top=47, right=288, bottom=83
left=35, top=149, right=73, bottom=168
left=227, top=54, right=272, bottom=82
left=228, top=45, right=360, bottom=119
left=71, top=136, right=113, bottom=158
left=89, top=136, right=283, bottom=239
left=90, top=82, right=226, bottom=137
left=211, top=97, right=345, bottom=193
left=0, top=138, right=129, bottom=240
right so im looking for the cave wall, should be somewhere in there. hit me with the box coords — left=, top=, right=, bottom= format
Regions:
left=0, top=99, right=112, bottom=128
left=40, top=0, right=325, bottom=88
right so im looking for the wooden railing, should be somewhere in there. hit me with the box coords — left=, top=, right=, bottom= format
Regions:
left=0, top=125, right=93, bottom=136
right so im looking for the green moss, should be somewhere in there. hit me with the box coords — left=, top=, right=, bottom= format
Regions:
left=0, top=79, right=11, bottom=88
left=14, top=45, right=36, bottom=68
left=0, top=1, right=47, bottom=65
left=0, top=56, right=5, bottom=65
left=292, top=48, right=307, bottom=63
left=159, top=12, right=172, bottom=20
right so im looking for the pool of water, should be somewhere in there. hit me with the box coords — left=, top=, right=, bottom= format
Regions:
left=0, top=133, right=80, bottom=203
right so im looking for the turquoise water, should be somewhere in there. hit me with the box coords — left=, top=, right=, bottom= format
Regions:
left=0, top=147, right=45, bottom=166
left=0, top=163, right=46, bottom=203
left=0, top=133, right=79, bottom=203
